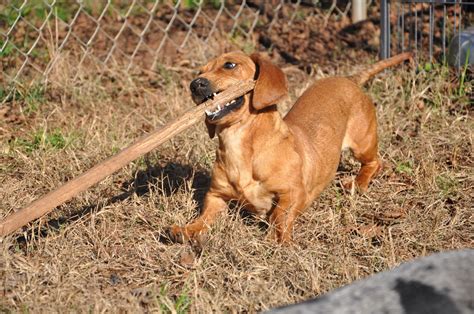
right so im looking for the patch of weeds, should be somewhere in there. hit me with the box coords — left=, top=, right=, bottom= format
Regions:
left=0, top=84, right=45, bottom=109
left=333, top=188, right=345, bottom=210
left=20, top=304, right=30, bottom=313
left=255, top=19, right=266, bottom=28
left=198, top=153, right=215, bottom=169
left=53, top=0, right=96, bottom=21
left=458, top=47, right=471, bottom=97
left=157, top=285, right=192, bottom=314
left=11, top=128, right=72, bottom=153
left=415, top=63, right=470, bottom=107
left=174, top=0, right=223, bottom=10
left=1, top=0, right=88, bottom=31
left=0, top=40, right=16, bottom=57
left=0, top=3, right=20, bottom=27
left=52, top=5, right=76, bottom=21
left=293, top=10, right=306, bottom=21
left=0, top=86, right=21, bottom=103
left=156, top=203, right=166, bottom=212
left=435, top=174, right=458, bottom=197
left=241, top=41, right=255, bottom=55
left=395, top=161, right=413, bottom=175
left=155, top=63, right=174, bottom=86
left=115, top=1, right=148, bottom=16
left=229, top=32, right=255, bottom=54
left=0, top=86, right=7, bottom=101
left=417, top=62, right=437, bottom=72
left=111, top=146, right=121, bottom=154
left=181, top=0, right=200, bottom=9
left=29, top=0, right=77, bottom=21
left=45, top=130, right=67, bottom=149
left=23, top=84, right=45, bottom=113
left=207, top=0, right=222, bottom=9
left=134, top=156, right=148, bottom=168
left=428, top=86, right=445, bottom=109
left=174, top=289, right=192, bottom=314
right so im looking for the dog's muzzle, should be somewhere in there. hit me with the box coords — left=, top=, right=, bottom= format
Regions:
left=189, top=77, right=245, bottom=121
left=190, top=77, right=214, bottom=105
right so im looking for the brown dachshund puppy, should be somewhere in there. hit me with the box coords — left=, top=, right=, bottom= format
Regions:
left=170, top=51, right=411, bottom=243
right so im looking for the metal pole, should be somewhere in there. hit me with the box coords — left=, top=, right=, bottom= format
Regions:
left=429, top=1, right=434, bottom=63
left=352, top=0, right=367, bottom=23
left=380, top=0, right=391, bottom=59
left=443, top=4, right=446, bottom=64
left=458, top=0, right=462, bottom=71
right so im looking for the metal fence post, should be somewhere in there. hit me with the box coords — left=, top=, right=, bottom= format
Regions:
left=380, top=0, right=391, bottom=59
left=352, top=0, right=367, bottom=23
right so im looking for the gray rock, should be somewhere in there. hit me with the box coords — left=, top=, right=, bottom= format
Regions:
left=267, top=249, right=474, bottom=314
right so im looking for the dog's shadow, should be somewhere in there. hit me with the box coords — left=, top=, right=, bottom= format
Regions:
left=14, top=162, right=211, bottom=247
left=125, top=161, right=211, bottom=205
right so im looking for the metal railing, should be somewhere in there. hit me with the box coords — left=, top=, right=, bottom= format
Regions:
left=380, top=0, right=473, bottom=69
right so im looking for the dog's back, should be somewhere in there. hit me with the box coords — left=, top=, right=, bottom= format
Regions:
left=284, top=77, right=377, bottom=192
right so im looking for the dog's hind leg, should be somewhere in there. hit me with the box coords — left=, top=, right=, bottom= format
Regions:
left=349, top=123, right=382, bottom=192
left=344, top=103, right=382, bottom=193
left=351, top=140, right=382, bottom=192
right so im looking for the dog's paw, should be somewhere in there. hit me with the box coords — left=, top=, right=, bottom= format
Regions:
left=342, top=177, right=369, bottom=194
left=163, top=225, right=189, bottom=244
left=342, top=177, right=357, bottom=194
left=266, top=228, right=295, bottom=245
left=163, top=225, right=206, bottom=245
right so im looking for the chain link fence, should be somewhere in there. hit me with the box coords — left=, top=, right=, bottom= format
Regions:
left=1, top=0, right=356, bottom=102
left=2, top=0, right=470, bottom=105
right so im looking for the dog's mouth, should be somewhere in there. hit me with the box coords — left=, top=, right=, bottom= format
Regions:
left=200, top=91, right=245, bottom=121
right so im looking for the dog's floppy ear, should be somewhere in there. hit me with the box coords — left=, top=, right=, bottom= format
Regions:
left=205, top=119, right=216, bottom=139
left=250, top=53, right=288, bottom=110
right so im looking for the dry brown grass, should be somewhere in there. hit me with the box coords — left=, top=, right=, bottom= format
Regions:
left=1, top=48, right=472, bottom=312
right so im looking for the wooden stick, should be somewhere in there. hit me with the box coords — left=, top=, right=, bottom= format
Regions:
left=0, top=80, right=255, bottom=237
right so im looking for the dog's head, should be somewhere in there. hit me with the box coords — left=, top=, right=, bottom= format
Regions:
left=190, top=51, right=288, bottom=138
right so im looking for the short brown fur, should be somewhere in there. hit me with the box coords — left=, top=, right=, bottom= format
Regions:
left=170, top=51, right=411, bottom=243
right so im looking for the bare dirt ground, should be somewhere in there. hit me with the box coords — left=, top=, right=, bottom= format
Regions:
left=1, top=2, right=473, bottom=313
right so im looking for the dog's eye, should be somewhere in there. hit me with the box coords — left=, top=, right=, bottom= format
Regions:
left=223, top=62, right=236, bottom=70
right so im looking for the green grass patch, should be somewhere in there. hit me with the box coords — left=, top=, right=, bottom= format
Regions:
left=395, top=161, right=413, bottom=175
left=155, top=63, right=174, bottom=86
left=0, top=84, right=45, bottom=109
left=436, top=174, right=458, bottom=197
left=229, top=31, right=255, bottom=54
left=12, top=128, right=72, bottom=153
left=0, top=0, right=80, bottom=24
left=0, top=86, right=8, bottom=101
left=0, top=86, right=22, bottom=103
left=458, top=47, right=471, bottom=97
left=178, top=0, right=222, bottom=9
left=158, top=285, right=192, bottom=314
left=174, top=289, right=192, bottom=314
left=0, top=40, right=16, bottom=57
left=24, top=85, right=46, bottom=113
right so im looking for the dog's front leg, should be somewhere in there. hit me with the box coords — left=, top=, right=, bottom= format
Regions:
left=269, top=190, right=306, bottom=244
left=169, top=192, right=226, bottom=243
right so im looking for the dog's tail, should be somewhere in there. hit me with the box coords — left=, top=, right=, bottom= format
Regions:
left=350, top=52, right=413, bottom=85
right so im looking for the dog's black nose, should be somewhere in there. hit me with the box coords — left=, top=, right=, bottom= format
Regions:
left=190, top=77, right=211, bottom=96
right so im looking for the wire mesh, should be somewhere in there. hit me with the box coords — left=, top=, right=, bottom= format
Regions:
left=0, top=0, right=355, bottom=104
